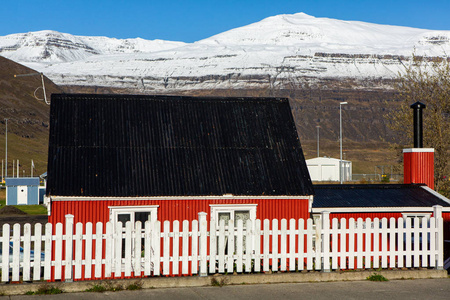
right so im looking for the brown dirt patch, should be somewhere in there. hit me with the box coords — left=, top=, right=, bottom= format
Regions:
left=0, top=205, right=27, bottom=215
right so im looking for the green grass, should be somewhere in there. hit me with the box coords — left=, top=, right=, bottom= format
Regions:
left=13, top=205, right=47, bottom=215
left=26, top=285, right=63, bottom=295
left=85, top=284, right=107, bottom=293
left=85, top=282, right=125, bottom=293
left=126, top=282, right=143, bottom=290
left=0, top=189, right=5, bottom=205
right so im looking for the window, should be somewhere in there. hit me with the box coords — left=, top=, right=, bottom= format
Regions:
left=109, top=205, right=158, bottom=260
left=210, top=204, right=257, bottom=254
left=110, top=205, right=158, bottom=228
left=210, top=204, right=257, bottom=228
left=402, top=213, right=431, bottom=228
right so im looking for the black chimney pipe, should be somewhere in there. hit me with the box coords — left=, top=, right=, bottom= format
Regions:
left=410, top=101, right=426, bottom=148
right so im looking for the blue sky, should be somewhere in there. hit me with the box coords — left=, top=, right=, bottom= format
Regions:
left=1, top=0, right=450, bottom=42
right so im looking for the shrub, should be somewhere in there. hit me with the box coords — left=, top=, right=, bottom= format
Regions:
left=367, top=273, right=388, bottom=281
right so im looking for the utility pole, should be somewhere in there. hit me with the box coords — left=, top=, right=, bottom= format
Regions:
left=316, top=125, right=320, bottom=157
left=4, top=118, right=7, bottom=178
left=339, top=102, right=348, bottom=184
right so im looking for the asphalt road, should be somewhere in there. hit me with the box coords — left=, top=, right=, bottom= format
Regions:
left=2, top=278, right=449, bottom=300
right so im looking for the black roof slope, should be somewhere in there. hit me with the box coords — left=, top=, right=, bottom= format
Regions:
left=47, top=94, right=314, bottom=197
left=313, top=184, right=450, bottom=208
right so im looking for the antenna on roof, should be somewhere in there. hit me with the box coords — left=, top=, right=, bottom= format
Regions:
left=13, top=72, right=49, bottom=105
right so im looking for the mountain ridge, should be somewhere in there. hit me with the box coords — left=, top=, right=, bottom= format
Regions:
left=1, top=13, right=450, bottom=92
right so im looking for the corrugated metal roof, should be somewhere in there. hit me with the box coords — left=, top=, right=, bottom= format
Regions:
left=312, top=184, right=450, bottom=208
left=47, top=94, right=314, bottom=197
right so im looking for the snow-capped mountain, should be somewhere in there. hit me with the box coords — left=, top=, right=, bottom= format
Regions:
left=2, top=13, right=450, bottom=91
left=0, top=30, right=186, bottom=64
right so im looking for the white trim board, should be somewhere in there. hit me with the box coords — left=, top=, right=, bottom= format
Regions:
left=50, top=195, right=311, bottom=201
left=403, top=148, right=434, bottom=153
left=312, top=206, right=450, bottom=213
left=420, top=186, right=450, bottom=205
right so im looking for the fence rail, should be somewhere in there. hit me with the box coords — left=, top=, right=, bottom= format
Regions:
left=0, top=206, right=444, bottom=282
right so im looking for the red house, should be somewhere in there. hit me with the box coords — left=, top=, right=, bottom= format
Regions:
left=46, top=94, right=314, bottom=228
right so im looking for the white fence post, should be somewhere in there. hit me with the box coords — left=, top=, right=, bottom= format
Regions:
left=44, top=223, right=53, bottom=280
left=288, top=219, right=296, bottom=272
left=254, top=219, right=261, bottom=273
left=144, top=220, right=152, bottom=276
left=191, top=220, right=199, bottom=275
left=105, top=222, right=113, bottom=277
left=433, top=205, right=444, bottom=270
left=22, top=224, right=31, bottom=281
left=182, top=220, right=190, bottom=275
left=306, top=218, right=314, bottom=270
left=33, top=223, right=43, bottom=281
left=74, top=222, right=83, bottom=279
left=163, top=221, right=171, bottom=276
left=209, top=218, right=217, bottom=274
left=297, top=219, right=305, bottom=271
left=84, top=222, right=93, bottom=279
left=64, top=214, right=74, bottom=282
left=198, top=212, right=208, bottom=276
left=173, top=220, right=180, bottom=275
left=1, top=224, right=10, bottom=282
left=152, top=221, right=161, bottom=276
left=321, top=211, right=330, bottom=272
left=271, top=219, right=279, bottom=272
left=314, top=216, right=322, bottom=271
left=12, top=224, right=20, bottom=282
left=95, top=222, right=103, bottom=278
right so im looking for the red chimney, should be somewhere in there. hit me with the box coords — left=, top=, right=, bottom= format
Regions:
left=403, top=148, right=434, bottom=189
left=403, top=102, right=434, bottom=189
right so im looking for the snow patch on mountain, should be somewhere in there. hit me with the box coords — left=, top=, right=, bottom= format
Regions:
left=2, top=13, right=450, bottom=91
left=0, top=30, right=186, bottom=63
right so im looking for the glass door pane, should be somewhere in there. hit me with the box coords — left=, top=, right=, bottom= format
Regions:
left=234, top=211, right=250, bottom=227
left=234, top=211, right=250, bottom=253
left=117, top=213, right=131, bottom=224
left=135, top=212, right=152, bottom=228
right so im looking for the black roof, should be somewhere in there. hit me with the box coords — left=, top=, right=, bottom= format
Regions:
left=312, top=184, right=450, bottom=208
left=47, top=94, right=314, bottom=197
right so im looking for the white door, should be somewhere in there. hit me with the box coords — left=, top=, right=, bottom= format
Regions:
left=17, top=186, right=28, bottom=205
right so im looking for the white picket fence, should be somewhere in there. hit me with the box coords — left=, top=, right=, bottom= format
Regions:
left=0, top=206, right=444, bottom=283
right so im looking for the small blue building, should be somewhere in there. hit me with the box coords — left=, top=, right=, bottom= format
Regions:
left=5, top=177, right=40, bottom=205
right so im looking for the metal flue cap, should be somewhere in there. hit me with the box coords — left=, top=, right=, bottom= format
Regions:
left=410, top=101, right=426, bottom=109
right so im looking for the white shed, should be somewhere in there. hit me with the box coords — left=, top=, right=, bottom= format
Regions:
left=306, top=157, right=352, bottom=182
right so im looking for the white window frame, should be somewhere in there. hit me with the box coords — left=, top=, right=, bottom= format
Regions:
left=109, top=205, right=159, bottom=247
left=210, top=204, right=257, bottom=227
left=210, top=204, right=257, bottom=255
left=109, top=205, right=159, bottom=228
left=402, top=212, right=432, bottom=219
left=402, top=212, right=432, bottom=228
left=108, top=205, right=159, bottom=268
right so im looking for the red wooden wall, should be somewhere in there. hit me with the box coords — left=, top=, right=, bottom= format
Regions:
left=48, top=197, right=310, bottom=227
